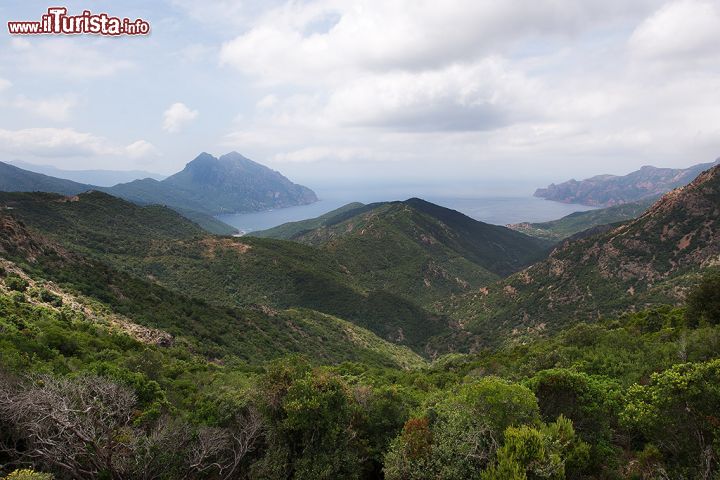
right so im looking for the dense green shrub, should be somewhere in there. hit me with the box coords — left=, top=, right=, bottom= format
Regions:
left=3, top=470, right=54, bottom=480
left=686, top=270, right=720, bottom=326
left=4, top=275, right=28, bottom=292
left=482, top=416, right=589, bottom=480
left=622, top=359, right=720, bottom=477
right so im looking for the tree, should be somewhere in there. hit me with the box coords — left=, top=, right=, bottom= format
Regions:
left=446, top=376, right=540, bottom=435
left=0, top=373, right=263, bottom=480
left=0, top=374, right=137, bottom=480
left=529, top=369, right=621, bottom=472
left=622, top=358, right=720, bottom=478
left=686, top=271, right=720, bottom=327
left=253, top=359, right=362, bottom=480
left=3, top=470, right=54, bottom=480
left=482, top=416, right=589, bottom=480
left=384, top=377, right=539, bottom=480
left=4, top=274, right=29, bottom=293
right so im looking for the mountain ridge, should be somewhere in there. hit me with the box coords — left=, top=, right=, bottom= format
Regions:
left=253, top=198, right=552, bottom=323
left=0, top=160, right=92, bottom=196
left=0, top=190, right=462, bottom=354
left=534, top=158, right=720, bottom=206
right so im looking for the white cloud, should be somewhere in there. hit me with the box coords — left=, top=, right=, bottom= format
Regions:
left=323, top=58, right=539, bottom=131
left=0, top=128, right=160, bottom=161
left=630, top=0, right=720, bottom=62
left=4, top=39, right=134, bottom=79
left=213, top=0, right=720, bottom=181
left=256, top=94, right=279, bottom=110
left=13, top=94, right=78, bottom=121
left=217, top=0, right=668, bottom=147
left=9, top=38, right=31, bottom=50
left=4, top=0, right=718, bottom=182
left=0, top=128, right=120, bottom=157
left=0, top=78, right=11, bottom=91
left=220, top=0, right=661, bottom=85
left=271, top=146, right=378, bottom=164
left=162, top=102, right=199, bottom=133
left=125, top=140, right=160, bottom=159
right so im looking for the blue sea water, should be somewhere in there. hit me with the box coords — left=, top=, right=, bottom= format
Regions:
left=217, top=185, right=598, bottom=234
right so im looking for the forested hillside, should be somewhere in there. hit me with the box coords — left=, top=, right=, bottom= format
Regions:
left=445, top=164, right=720, bottom=346
left=0, top=192, right=550, bottom=354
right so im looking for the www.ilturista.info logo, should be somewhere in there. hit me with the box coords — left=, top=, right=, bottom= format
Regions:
left=8, top=7, right=150, bottom=36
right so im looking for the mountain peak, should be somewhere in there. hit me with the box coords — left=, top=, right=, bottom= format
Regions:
left=186, top=152, right=217, bottom=166
left=151, top=152, right=317, bottom=214
left=218, top=151, right=252, bottom=163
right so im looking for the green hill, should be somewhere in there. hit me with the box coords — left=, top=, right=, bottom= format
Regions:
left=0, top=161, right=238, bottom=235
left=258, top=198, right=552, bottom=308
left=0, top=160, right=91, bottom=195
left=0, top=191, right=456, bottom=353
left=3, top=168, right=720, bottom=479
left=508, top=198, right=655, bottom=241
left=0, top=210, right=423, bottom=368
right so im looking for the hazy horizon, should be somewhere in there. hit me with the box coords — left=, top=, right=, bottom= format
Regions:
left=7, top=151, right=719, bottom=197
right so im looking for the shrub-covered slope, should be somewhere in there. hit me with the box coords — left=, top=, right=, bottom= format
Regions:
left=0, top=210, right=424, bottom=368
left=255, top=198, right=551, bottom=308
left=0, top=191, right=454, bottom=353
left=446, top=164, right=720, bottom=346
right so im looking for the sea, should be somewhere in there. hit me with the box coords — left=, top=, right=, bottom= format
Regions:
left=217, top=182, right=598, bottom=235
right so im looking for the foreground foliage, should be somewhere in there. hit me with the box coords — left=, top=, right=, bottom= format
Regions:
left=1, top=270, right=719, bottom=478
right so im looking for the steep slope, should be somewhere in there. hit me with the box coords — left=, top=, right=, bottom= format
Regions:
left=0, top=209, right=423, bottom=368
left=535, top=158, right=720, bottom=206
left=0, top=160, right=92, bottom=195
left=261, top=198, right=551, bottom=308
left=105, top=152, right=318, bottom=214
left=0, top=191, right=452, bottom=354
left=508, top=198, right=655, bottom=241
left=448, top=164, right=720, bottom=346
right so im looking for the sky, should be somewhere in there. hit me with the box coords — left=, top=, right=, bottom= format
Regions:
left=1, top=0, right=719, bottom=189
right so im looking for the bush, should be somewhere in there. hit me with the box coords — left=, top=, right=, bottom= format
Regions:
left=686, top=271, right=720, bottom=326
left=38, top=289, right=63, bottom=307
left=622, top=359, right=720, bottom=477
left=384, top=377, right=541, bottom=480
left=482, top=416, right=589, bottom=480
left=3, top=469, right=54, bottom=479
left=4, top=275, right=28, bottom=293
